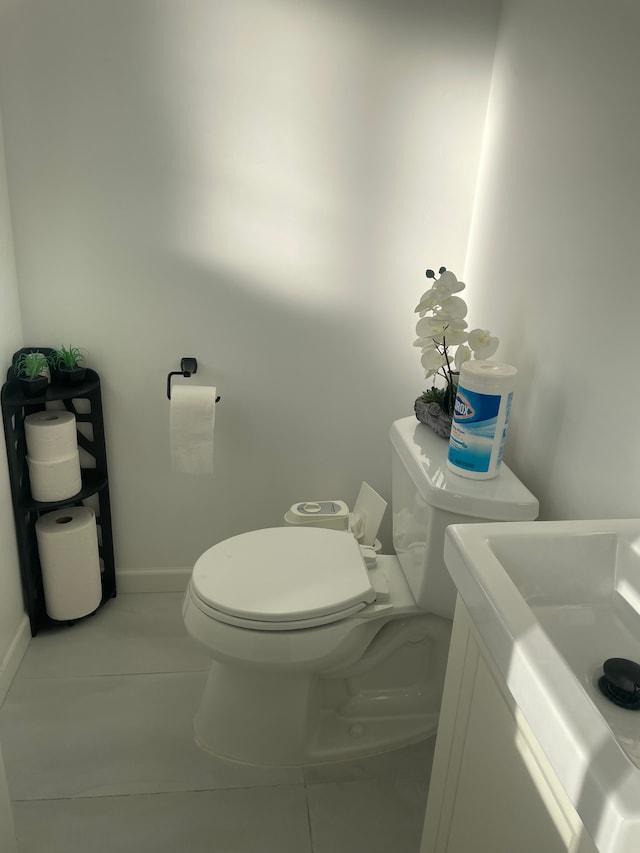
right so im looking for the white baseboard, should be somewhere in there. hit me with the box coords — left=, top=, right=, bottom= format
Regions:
left=0, top=614, right=30, bottom=705
left=115, top=567, right=191, bottom=594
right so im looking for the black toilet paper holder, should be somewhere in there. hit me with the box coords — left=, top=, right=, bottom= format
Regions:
left=167, top=358, right=221, bottom=402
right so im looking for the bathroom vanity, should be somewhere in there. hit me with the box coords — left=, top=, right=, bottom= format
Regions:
left=420, top=598, right=598, bottom=853
left=421, top=519, right=640, bottom=853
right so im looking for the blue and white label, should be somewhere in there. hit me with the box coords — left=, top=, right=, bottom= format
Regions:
left=448, top=388, right=505, bottom=473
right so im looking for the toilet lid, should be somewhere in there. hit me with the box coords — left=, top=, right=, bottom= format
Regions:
left=191, top=527, right=376, bottom=626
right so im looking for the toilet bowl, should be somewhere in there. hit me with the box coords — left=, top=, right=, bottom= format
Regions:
left=183, top=416, right=539, bottom=766
left=183, top=529, right=447, bottom=766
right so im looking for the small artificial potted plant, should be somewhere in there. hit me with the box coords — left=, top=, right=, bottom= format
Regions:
left=49, top=345, right=87, bottom=384
left=413, top=267, right=499, bottom=437
left=15, top=351, right=49, bottom=397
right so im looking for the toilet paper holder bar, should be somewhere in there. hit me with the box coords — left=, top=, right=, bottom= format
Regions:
left=167, top=358, right=221, bottom=402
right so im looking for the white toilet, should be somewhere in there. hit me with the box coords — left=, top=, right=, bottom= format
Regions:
left=183, top=416, right=539, bottom=766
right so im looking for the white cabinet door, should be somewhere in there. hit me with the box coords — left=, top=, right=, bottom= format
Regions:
left=421, top=598, right=598, bottom=853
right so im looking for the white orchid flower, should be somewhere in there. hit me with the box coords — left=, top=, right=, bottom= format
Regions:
left=468, top=328, right=499, bottom=358
left=436, top=270, right=465, bottom=294
left=432, top=320, right=468, bottom=347
left=454, top=344, right=472, bottom=370
left=413, top=336, right=436, bottom=349
left=414, top=288, right=441, bottom=315
left=421, top=348, right=446, bottom=377
left=432, top=296, right=468, bottom=320
left=416, top=316, right=448, bottom=339
left=416, top=271, right=466, bottom=314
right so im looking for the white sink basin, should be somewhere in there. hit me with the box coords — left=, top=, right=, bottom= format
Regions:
left=444, top=519, right=640, bottom=853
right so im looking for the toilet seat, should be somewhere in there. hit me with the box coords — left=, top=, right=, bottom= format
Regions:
left=190, top=526, right=376, bottom=631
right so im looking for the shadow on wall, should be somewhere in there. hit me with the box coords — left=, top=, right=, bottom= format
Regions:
left=0, top=0, right=501, bottom=567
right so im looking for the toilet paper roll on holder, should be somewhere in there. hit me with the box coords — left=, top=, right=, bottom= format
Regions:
left=167, top=358, right=221, bottom=402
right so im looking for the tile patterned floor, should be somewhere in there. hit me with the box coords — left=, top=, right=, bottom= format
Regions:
left=0, top=593, right=435, bottom=853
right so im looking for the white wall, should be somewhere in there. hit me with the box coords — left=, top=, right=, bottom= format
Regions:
left=465, top=0, right=640, bottom=521
left=0, top=98, right=25, bottom=852
left=0, top=0, right=501, bottom=566
left=0, top=104, right=26, bottom=681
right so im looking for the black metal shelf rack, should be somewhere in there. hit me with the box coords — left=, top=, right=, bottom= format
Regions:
left=1, top=367, right=116, bottom=636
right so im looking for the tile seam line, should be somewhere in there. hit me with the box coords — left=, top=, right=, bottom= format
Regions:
left=10, top=782, right=308, bottom=804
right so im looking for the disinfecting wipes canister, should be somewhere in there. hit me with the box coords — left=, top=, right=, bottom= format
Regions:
left=447, top=360, right=517, bottom=480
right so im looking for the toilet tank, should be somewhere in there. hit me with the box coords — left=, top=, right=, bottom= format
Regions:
left=390, top=416, right=538, bottom=619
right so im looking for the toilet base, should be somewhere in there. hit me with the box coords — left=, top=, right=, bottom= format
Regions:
left=306, top=708, right=439, bottom=766
left=192, top=613, right=450, bottom=766
left=193, top=664, right=315, bottom=766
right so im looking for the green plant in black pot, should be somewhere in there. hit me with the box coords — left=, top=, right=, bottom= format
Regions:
left=15, top=351, right=49, bottom=397
left=49, top=345, right=87, bottom=384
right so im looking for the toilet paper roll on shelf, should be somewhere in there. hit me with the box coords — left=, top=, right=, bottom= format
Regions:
left=35, top=506, right=102, bottom=621
left=24, top=410, right=78, bottom=460
left=27, top=452, right=82, bottom=502
left=25, top=408, right=82, bottom=501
